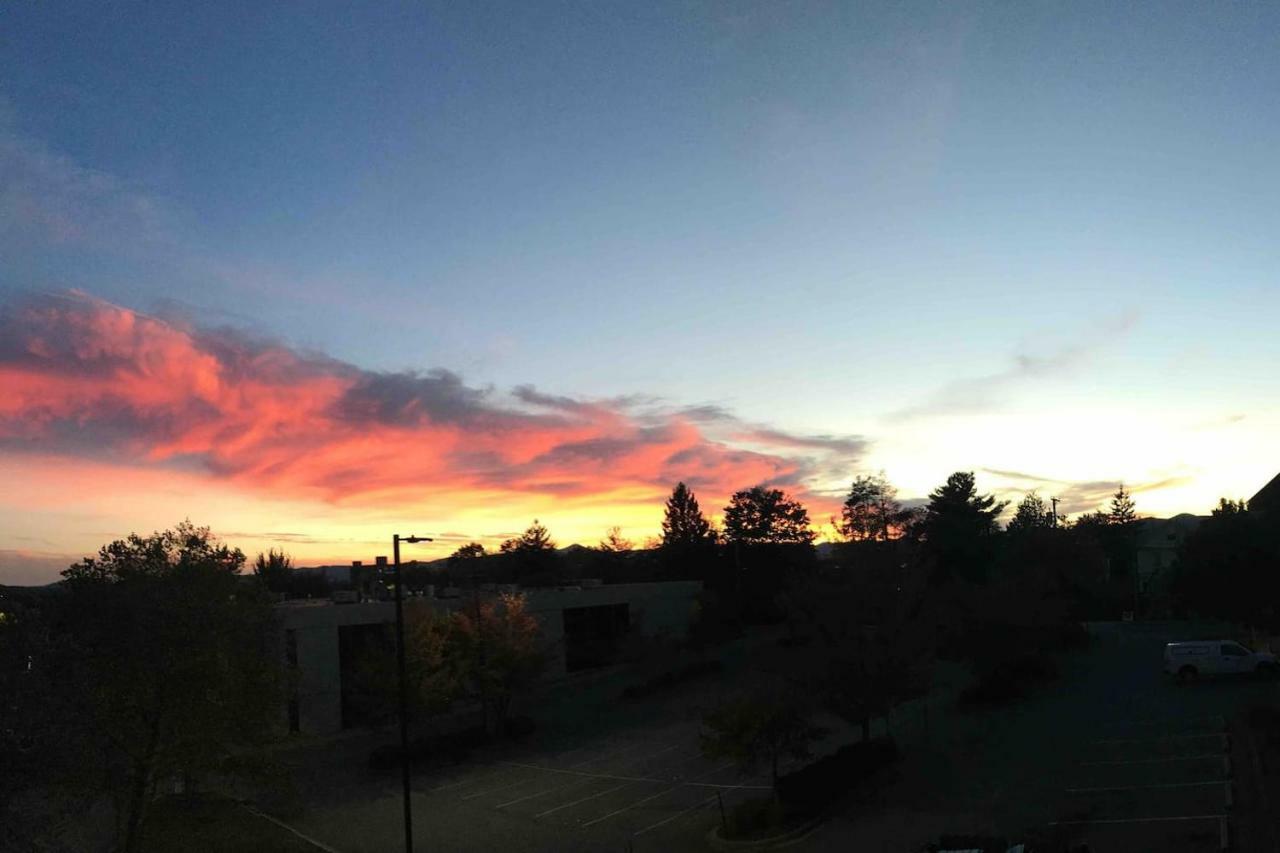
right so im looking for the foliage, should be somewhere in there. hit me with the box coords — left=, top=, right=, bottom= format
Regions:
left=1172, top=501, right=1280, bottom=630
left=53, top=522, right=281, bottom=853
left=723, top=797, right=786, bottom=839
left=252, top=548, right=293, bottom=593
left=498, top=521, right=561, bottom=585
left=838, top=473, right=909, bottom=542
left=447, top=592, right=545, bottom=735
left=701, top=692, right=823, bottom=786
left=1006, top=492, right=1053, bottom=535
left=1109, top=485, right=1138, bottom=525
left=775, top=736, right=898, bottom=817
left=922, top=472, right=1006, bottom=583
left=448, top=542, right=487, bottom=564
left=347, top=603, right=458, bottom=727
left=722, top=486, right=815, bottom=545
left=598, top=526, right=633, bottom=552
left=619, top=659, right=723, bottom=701
left=786, top=557, right=934, bottom=740
left=661, top=482, right=716, bottom=547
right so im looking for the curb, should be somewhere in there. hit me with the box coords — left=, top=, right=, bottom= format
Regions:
left=706, top=817, right=826, bottom=850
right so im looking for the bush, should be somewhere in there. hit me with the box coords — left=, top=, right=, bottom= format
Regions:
left=619, top=659, right=724, bottom=700
left=724, top=797, right=786, bottom=839
left=958, top=652, right=1059, bottom=708
left=775, top=736, right=898, bottom=816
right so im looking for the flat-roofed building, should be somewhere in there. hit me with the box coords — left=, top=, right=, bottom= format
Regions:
left=277, top=580, right=701, bottom=735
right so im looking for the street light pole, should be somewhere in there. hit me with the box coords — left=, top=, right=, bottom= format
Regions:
left=393, top=533, right=432, bottom=853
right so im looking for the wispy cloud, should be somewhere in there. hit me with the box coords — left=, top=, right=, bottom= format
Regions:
left=0, top=291, right=867, bottom=515
left=0, top=109, right=178, bottom=255
left=889, top=312, right=1141, bottom=421
left=981, top=467, right=1193, bottom=515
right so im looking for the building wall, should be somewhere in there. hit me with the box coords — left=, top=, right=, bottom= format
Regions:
left=276, top=581, right=701, bottom=735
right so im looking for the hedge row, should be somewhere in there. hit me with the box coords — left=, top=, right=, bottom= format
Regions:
left=619, top=659, right=724, bottom=700
left=776, top=736, right=898, bottom=815
left=368, top=716, right=535, bottom=772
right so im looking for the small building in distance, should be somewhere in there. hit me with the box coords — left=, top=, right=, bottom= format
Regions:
left=277, top=580, right=701, bottom=735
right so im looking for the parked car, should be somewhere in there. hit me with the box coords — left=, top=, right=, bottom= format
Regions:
left=1164, top=640, right=1279, bottom=682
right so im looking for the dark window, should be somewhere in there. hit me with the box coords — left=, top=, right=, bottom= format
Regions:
left=1221, top=644, right=1248, bottom=657
left=562, top=603, right=630, bottom=672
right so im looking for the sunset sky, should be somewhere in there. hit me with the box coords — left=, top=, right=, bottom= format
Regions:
left=3, top=3, right=1278, bottom=584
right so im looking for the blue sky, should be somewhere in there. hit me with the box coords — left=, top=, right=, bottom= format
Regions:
left=1, top=2, right=1278, bottom=580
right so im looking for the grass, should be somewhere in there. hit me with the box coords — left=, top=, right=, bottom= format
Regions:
left=140, top=794, right=322, bottom=853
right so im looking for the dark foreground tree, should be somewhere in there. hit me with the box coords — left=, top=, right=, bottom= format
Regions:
left=1173, top=500, right=1280, bottom=631
left=701, top=691, right=822, bottom=789
left=1006, top=492, right=1053, bottom=535
left=499, top=520, right=561, bottom=585
left=661, top=482, right=716, bottom=547
left=54, top=522, right=281, bottom=853
left=253, top=548, right=293, bottom=593
left=447, top=593, right=545, bottom=735
left=838, top=474, right=908, bottom=542
left=922, top=472, right=1006, bottom=583
left=723, top=487, right=815, bottom=545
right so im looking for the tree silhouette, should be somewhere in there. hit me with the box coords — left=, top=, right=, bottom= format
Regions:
left=1006, top=492, right=1053, bottom=535
left=1109, top=486, right=1137, bottom=525
left=923, top=472, right=1007, bottom=583
left=57, top=523, right=280, bottom=853
left=723, top=487, right=815, bottom=545
left=838, top=473, right=908, bottom=542
left=252, top=548, right=292, bottom=593
left=448, top=593, right=545, bottom=735
left=700, top=691, right=821, bottom=789
left=599, top=526, right=633, bottom=552
left=449, top=542, right=487, bottom=564
left=661, top=482, right=716, bottom=547
left=499, top=521, right=560, bottom=585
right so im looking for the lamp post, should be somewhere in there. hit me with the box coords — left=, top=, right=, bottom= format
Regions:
left=393, top=533, right=432, bottom=853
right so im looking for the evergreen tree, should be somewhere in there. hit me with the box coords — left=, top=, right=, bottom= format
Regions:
left=661, top=482, right=715, bottom=547
left=499, top=521, right=559, bottom=585
left=922, top=472, right=1007, bottom=583
left=723, top=486, right=815, bottom=545
left=1109, top=486, right=1137, bottom=525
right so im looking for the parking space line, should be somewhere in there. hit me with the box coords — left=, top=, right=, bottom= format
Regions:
left=1049, top=814, right=1225, bottom=826
left=632, top=793, right=719, bottom=837
left=580, top=760, right=738, bottom=829
left=535, top=783, right=630, bottom=818
left=495, top=758, right=770, bottom=789
left=429, top=768, right=513, bottom=793
left=492, top=747, right=700, bottom=809
left=1095, top=733, right=1225, bottom=745
left=1066, top=780, right=1229, bottom=793
left=460, top=771, right=543, bottom=801
left=1081, top=753, right=1224, bottom=766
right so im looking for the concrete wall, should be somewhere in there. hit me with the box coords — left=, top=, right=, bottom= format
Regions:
left=275, top=581, right=701, bottom=735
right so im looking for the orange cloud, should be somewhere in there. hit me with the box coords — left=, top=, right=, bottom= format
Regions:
left=0, top=293, right=866, bottom=526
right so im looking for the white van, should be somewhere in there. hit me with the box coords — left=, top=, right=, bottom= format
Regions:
left=1164, top=641, right=1278, bottom=682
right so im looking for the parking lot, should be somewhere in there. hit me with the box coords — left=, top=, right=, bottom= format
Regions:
left=282, top=711, right=801, bottom=853
left=803, top=621, right=1278, bottom=853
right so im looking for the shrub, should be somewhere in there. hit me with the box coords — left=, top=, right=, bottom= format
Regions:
left=775, top=736, right=898, bottom=816
left=724, top=796, right=785, bottom=839
left=958, top=652, right=1059, bottom=708
left=619, top=660, right=723, bottom=700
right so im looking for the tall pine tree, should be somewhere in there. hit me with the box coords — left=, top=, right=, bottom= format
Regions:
left=661, top=482, right=716, bottom=547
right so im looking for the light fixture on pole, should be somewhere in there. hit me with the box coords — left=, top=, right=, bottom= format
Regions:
left=392, top=533, right=432, bottom=853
